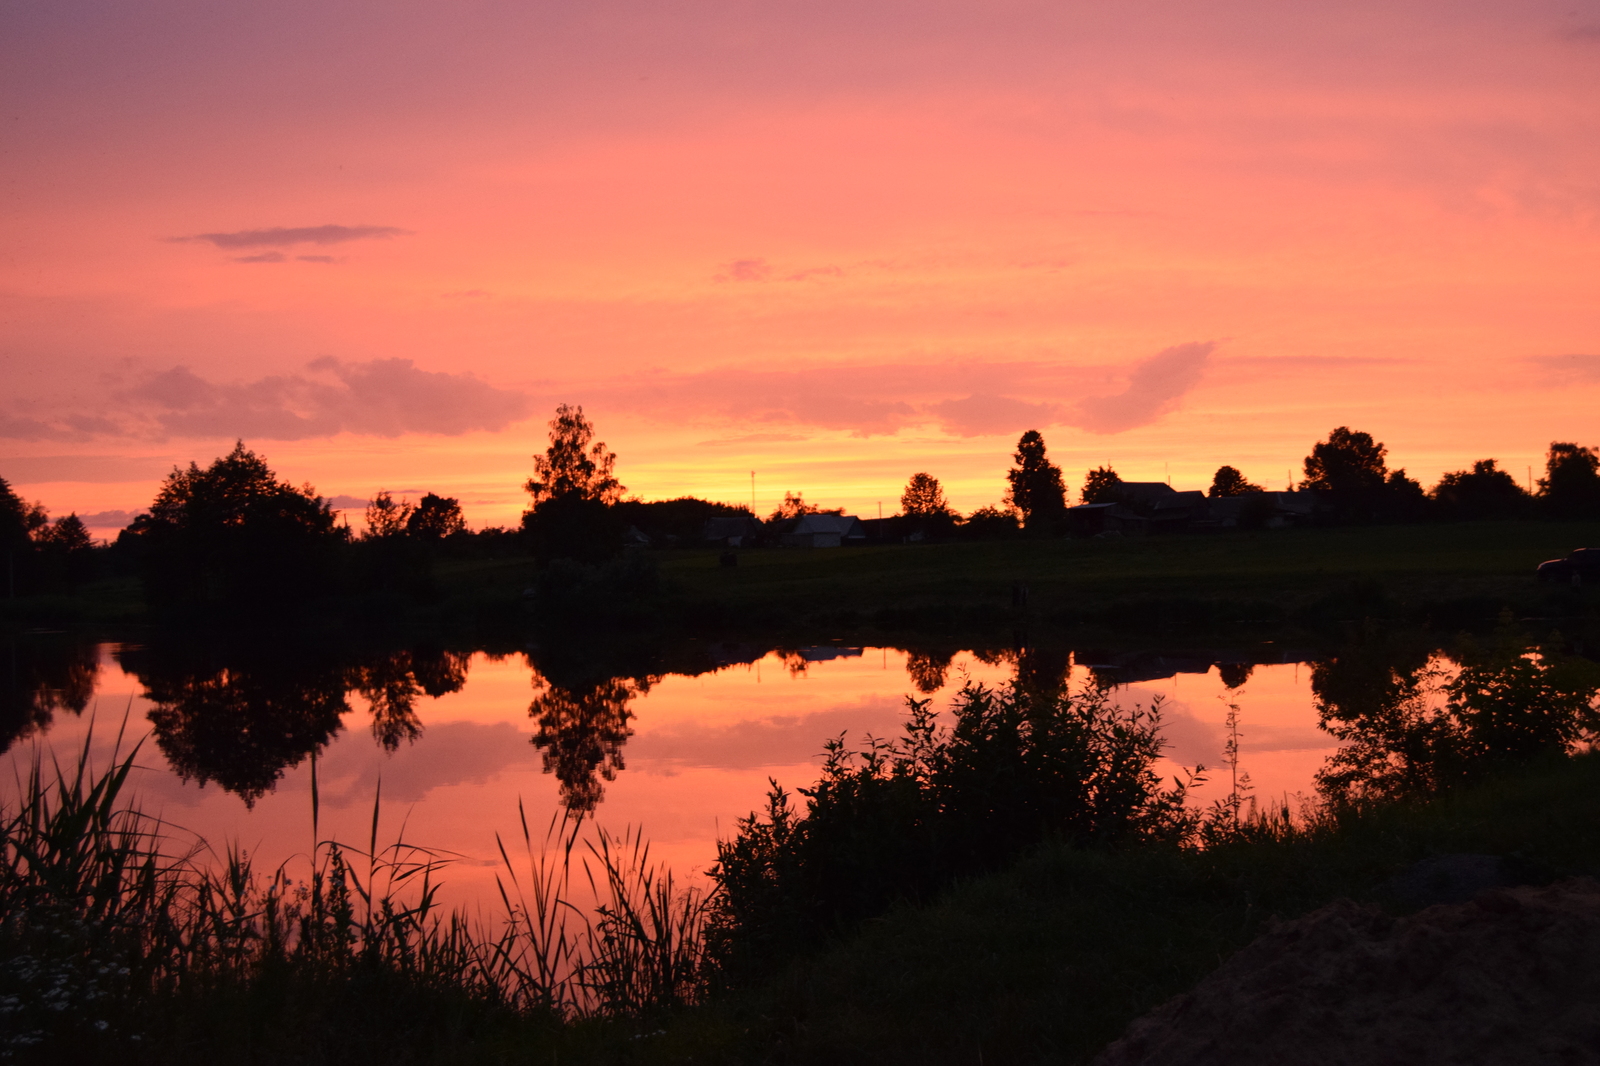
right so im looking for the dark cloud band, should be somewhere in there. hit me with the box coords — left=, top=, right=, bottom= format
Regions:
left=173, top=224, right=411, bottom=249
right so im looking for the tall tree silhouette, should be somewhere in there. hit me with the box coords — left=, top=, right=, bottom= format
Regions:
left=1005, top=431, right=1067, bottom=528
left=1208, top=465, right=1263, bottom=497
left=522, top=405, right=627, bottom=561
left=1538, top=442, right=1600, bottom=520
left=0, top=477, right=49, bottom=596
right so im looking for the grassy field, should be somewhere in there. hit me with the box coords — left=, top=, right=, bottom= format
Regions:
left=642, top=519, right=1600, bottom=637
left=6, top=520, right=1598, bottom=637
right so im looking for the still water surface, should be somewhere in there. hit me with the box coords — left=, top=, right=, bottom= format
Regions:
left=8, top=640, right=1336, bottom=909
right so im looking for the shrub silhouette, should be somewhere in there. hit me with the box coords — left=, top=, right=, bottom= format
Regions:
left=708, top=679, right=1192, bottom=966
left=123, top=442, right=339, bottom=613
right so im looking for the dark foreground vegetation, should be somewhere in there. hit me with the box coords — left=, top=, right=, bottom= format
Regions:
left=3, top=624, right=1598, bottom=1064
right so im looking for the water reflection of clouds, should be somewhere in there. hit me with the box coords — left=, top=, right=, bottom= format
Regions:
left=313, top=721, right=540, bottom=806
left=629, top=695, right=907, bottom=772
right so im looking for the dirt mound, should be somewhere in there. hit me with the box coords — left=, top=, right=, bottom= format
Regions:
left=1094, top=877, right=1600, bottom=1066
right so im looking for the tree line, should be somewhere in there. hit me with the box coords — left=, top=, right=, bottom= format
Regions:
left=2, top=407, right=1596, bottom=611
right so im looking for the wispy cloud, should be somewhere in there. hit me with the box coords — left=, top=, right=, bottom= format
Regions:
left=1067, top=341, right=1215, bottom=434
left=596, top=342, right=1215, bottom=438
left=0, top=359, right=532, bottom=443
left=714, top=258, right=844, bottom=283
left=172, top=224, right=411, bottom=249
left=1526, top=353, right=1600, bottom=382
left=928, top=394, right=1065, bottom=437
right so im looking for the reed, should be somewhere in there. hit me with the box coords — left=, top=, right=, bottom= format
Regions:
left=0, top=724, right=713, bottom=1061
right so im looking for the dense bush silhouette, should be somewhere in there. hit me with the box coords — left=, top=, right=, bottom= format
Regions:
left=1430, top=459, right=1530, bottom=520
left=1301, top=426, right=1425, bottom=523
left=120, top=442, right=339, bottom=614
left=708, top=680, right=1191, bottom=967
left=1539, top=442, right=1600, bottom=520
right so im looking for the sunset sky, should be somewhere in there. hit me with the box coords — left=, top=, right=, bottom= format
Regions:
left=4, top=0, right=1598, bottom=536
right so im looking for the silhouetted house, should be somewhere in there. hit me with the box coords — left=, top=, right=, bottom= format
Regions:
left=777, top=513, right=865, bottom=548
left=1201, top=491, right=1316, bottom=530
left=1116, top=483, right=1209, bottom=532
left=1064, top=502, right=1148, bottom=536
left=702, top=515, right=764, bottom=547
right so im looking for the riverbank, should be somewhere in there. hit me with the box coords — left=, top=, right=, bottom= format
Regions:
left=579, top=750, right=1600, bottom=1066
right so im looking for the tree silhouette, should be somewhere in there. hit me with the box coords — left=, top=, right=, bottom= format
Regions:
left=769, top=491, right=828, bottom=523
left=1302, top=427, right=1387, bottom=496
left=1538, top=442, right=1600, bottom=520
left=125, top=442, right=338, bottom=611
left=1300, top=427, right=1424, bottom=522
left=406, top=493, right=467, bottom=540
left=1208, top=466, right=1263, bottom=497
left=33, top=514, right=95, bottom=589
left=1080, top=465, right=1124, bottom=505
left=522, top=405, right=627, bottom=562
left=1005, top=431, right=1067, bottom=528
left=1430, top=459, right=1529, bottom=520
left=1, top=477, right=50, bottom=596
left=525, top=404, right=623, bottom=507
left=900, top=473, right=949, bottom=516
left=363, top=491, right=414, bottom=539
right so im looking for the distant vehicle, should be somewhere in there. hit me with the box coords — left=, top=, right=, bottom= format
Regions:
left=1537, top=548, right=1600, bottom=585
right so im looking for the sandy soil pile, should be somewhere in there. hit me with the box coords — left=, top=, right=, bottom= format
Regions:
left=1094, top=877, right=1600, bottom=1065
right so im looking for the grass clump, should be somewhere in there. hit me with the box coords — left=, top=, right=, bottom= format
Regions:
left=0, top=728, right=712, bottom=1064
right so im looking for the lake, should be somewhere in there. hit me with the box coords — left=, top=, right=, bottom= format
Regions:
left=3, top=633, right=1353, bottom=910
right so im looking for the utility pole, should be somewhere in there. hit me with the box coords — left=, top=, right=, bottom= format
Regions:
left=750, top=471, right=755, bottom=515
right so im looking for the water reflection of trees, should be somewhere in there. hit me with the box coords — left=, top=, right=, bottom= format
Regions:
left=527, top=675, right=644, bottom=813
left=1313, top=628, right=1600, bottom=806
left=116, top=643, right=472, bottom=805
left=347, top=648, right=472, bottom=751
left=0, top=638, right=99, bottom=750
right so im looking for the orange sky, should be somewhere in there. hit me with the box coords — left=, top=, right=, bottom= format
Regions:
left=3, top=0, right=1598, bottom=536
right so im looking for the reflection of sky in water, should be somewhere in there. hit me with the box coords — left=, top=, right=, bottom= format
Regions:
left=10, top=645, right=1337, bottom=910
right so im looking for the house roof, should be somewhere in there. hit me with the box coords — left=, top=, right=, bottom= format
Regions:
left=790, top=513, right=862, bottom=536
left=703, top=515, right=762, bottom=537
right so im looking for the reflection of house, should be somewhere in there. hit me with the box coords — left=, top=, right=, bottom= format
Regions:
left=795, top=646, right=864, bottom=662
left=702, top=515, right=765, bottom=547
left=778, top=513, right=866, bottom=548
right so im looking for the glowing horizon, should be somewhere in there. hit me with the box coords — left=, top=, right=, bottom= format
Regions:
left=4, top=0, right=1598, bottom=537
